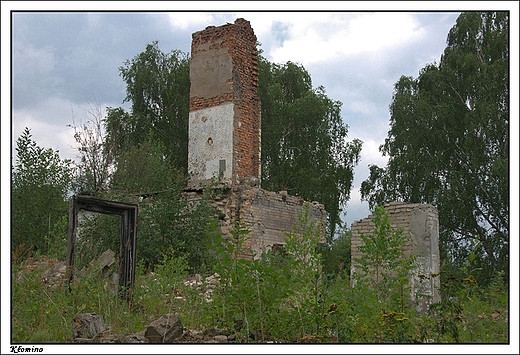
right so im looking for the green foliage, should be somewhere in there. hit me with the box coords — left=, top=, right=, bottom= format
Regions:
left=135, top=187, right=218, bottom=273
left=12, top=263, right=72, bottom=342
left=70, top=132, right=220, bottom=273
left=353, top=206, right=415, bottom=307
left=12, top=257, right=143, bottom=342
left=360, top=12, right=509, bottom=287
left=207, top=205, right=330, bottom=342
left=424, top=269, right=508, bottom=343
left=12, top=222, right=508, bottom=344
left=115, top=41, right=191, bottom=174
left=133, top=250, right=192, bottom=323
left=318, top=275, right=353, bottom=342
left=108, top=42, right=362, bottom=241
left=93, top=41, right=363, bottom=273
left=12, top=127, right=74, bottom=258
left=43, top=215, right=70, bottom=261
left=320, top=226, right=351, bottom=278
left=75, top=186, right=219, bottom=274
left=258, top=57, right=362, bottom=241
left=71, top=212, right=121, bottom=271
left=12, top=15, right=510, bottom=343
left=347, top=206, right=419, bottom=343
left=109, top=137, right=182, bottom=194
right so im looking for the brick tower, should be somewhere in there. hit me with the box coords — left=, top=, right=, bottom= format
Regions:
left=187, top=18, right=261, bottom=188
left=185, top=18, right=326, bottom=260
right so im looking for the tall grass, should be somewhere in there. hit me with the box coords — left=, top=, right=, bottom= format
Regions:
left=11, top=206, right=508, bottom=343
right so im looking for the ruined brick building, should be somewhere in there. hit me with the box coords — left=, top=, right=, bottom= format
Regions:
left=67, top=19, right=441, bottom=310
left=183, top=19, right=441, bottom=313
left=185, top=19, right=326, bottom=259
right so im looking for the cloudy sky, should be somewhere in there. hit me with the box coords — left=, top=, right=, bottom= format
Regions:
left=3, top=2, right=517, bottom=228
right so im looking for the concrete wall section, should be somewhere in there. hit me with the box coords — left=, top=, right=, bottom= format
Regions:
left=188, top=103, right=234, bottom=184
left=408, top=204, right=441, bottom=311
left=350, top=202, right=441, bottom=313
left=189, top=43, right=233, bottom=100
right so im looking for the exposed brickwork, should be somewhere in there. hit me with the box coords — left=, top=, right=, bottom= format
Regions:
left=186, top=19, right=326, bottom=260
left=189, top=18, right=260, bottom=186
left=350, top=202, right=441, bottom=313
left=185, top=186, right=327, bottom=260
left=190, top=93, right=234, bottom=111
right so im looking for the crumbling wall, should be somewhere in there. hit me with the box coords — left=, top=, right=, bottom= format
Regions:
left=350, top=202, right=441, bottom=313
left=188, top=18, right=261, bottom=188
left=186, top=19, right=326, bottom=259
left=185, top=187, right=327, bottom=259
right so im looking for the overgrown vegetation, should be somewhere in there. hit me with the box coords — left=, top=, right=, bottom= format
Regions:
left=360, top=11, right=509, bottom=287
left=11, top=128, right=74, bottom=260
left=11, top=206, right=508, bottom=343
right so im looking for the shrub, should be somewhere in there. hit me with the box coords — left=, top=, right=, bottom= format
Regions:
left=207, top=203, right=329, bottom=342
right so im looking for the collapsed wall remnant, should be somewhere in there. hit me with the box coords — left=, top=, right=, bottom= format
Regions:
left=186, top=19, right=326, bottom=258
left=185, top=187, right=326, bottom=259
left=350, top=202, right=441, bottom=313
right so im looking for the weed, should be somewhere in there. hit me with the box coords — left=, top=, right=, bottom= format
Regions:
left=11, top=205, right=509, bottom=343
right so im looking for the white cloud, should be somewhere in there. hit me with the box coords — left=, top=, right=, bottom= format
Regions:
left=263, top=13, right=424, bottom=66
left=12, top=117, right=76, bottom=162
left=12, top=41, right=59, bottom=103
left=347, top=98, right=380, bottom=117
left=345, top=13, right=423, bottom=54
left=164, top=12, right=425, bottom=69
left=359, top=137, right=388, bottom=169
left=167, top=12, right=232, bottom=31
left=11, top=97, right=113, bottom=162
left=13, top=41, right=55, bottom=75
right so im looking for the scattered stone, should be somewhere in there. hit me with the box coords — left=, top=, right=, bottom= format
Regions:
left=182, top=273, right=221, bottom=302
left=73, top=313, right=105, bottom=339
left=214, top=335, right=228, bottom=342
left=202, top=327, right=216, bottom=337
left=83, top=249, right=117, bottom=281
left=42, top=261, right=67, bottom=288
left=184, top=273, right=203, bottom=288
left=39, top=249, right=117, bottom=289
left=174, top=329, right=204, bottom=343
left=125, top=330, right=147, bottom=343
left=205, top=273, right=221, bottom=286
left=203, top=273, right=220, bottom=302
left=74, top=337, right=93, bottom=343
left=106, top=330, right=147, bottom=343
left=145, top=314, right=183, bottom=343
